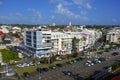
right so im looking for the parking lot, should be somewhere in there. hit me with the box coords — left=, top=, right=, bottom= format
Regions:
left=21, top=52, right=120, bottom=80
left=3, top=46, right=120, bottom=80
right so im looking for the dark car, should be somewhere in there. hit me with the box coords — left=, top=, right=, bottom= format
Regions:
left=62, top=70, right=72, bottom=76
left=99, top=57, right=106, bottom=62
left=71, top=60, right=77, bottom=63
left=56, top=63, right=62, bottom=67
left=0, top=73, right=2, bottom=77
left=104, top=66, right=112, bottom=69
left=23, top=72, right=30, bottom=78
left=43, top=68, right=49, bottom=72
left=36, top=68, right=44, bottom=73
left=49, top=66, right=56, bottom=69
left=112, top=52, right=119, bottom=56
left=72, top=74, right=84, bottom=80
left=66, top=61, right=73, bottom=64
left=76, top=57, right=83, bottom=61
left=92, top=60, right=98, bottom=64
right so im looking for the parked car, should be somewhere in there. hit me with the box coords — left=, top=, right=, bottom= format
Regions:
left=43, top=68, right=49, bottom=72
left=98, top=57, right=107, bottom=62
left=71, top=60, right=77, bottom=63
left=85, top=62, right=91, bottom=67
left=72, top=73, right=84, bottom=80
left=76, top=57, right=83, bottom=61
left=112, top=52, right=119, bottom=56
left=23, top=72, right=30, bottom=78
left=104, top=66, right=112, bottom=69
left=93, top=59, right=101, bottom=63
left=85, top=60, right=94, bottom=67
left=62, top=70, right=73, bottom=76
left=56, top=63, right=63, bottom=67
left=49, top=66, right=56, bottom=69
left=29, top=62, right=36, bottom=66
left=23, top=63, right=30, bottom=67
left=36, top=68, right=44, bottom=73
left=66, top=61, right=73, bottom=64
left=16, top=64, right=24, bottom=68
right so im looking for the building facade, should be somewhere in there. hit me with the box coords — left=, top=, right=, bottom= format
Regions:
left=106, top=28, right=120, bottom=43
left=51, top=32, right=72, bottom=55
left=24, top=30, right=51, bottom=58
left=24, top=29, right=102, bottom=57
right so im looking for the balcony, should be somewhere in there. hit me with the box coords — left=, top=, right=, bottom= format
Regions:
left=43, top=43, right=52, bottom=48
left=62, top=41, right=71, bottom=45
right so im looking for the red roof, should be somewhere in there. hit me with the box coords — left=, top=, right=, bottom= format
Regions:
left=0, top=31, right=4, bottom=36
left=81, top=33, right=90, bottom=37
left=19, top=38, right=24, bottom=41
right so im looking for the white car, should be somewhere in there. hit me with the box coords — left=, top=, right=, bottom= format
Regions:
left=85, top=62, right=91, bottom=67
left=23, top=63, right=29, bottom=67
left=29, top=62, right=35, bottom=66
left=17, top=64, right=24, bottom=68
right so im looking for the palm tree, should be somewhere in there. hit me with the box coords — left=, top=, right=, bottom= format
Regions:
left=72, top=37, right=79, bottom=52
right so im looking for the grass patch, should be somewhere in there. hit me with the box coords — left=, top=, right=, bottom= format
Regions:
left=17, top=57, right=78, bottom=75
left=0, top=49, right=21, bottom=62
left=17, top=64, right=49, bottom=75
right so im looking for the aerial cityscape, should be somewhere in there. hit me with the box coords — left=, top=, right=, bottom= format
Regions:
left=0, top=0, right=120, bottom=80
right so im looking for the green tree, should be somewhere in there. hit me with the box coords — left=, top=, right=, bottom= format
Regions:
left=66, top=54, right=71, bottom=59
left=81, top=51, right=85, bottom=56
left=72, top=37, right=79, bottom=52
left=51, top=53, right=56, bottom=62
left=12, top=32, right=20, bottom=38
left=72, top=52, right=78, bottom=58
left=43, top=58, right=48, bottom=64
left=0, top=63, right=1, bottom=68
left=33, top=57, right=39, bottom=65
left=1, top=34, right=7, bottom=43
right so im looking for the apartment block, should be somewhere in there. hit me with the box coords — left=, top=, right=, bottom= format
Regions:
left=24, top=30, right=51, bottom=58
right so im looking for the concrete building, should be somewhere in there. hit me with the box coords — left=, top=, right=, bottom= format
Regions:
left=24, top=28, right=102, bottom=57
left=106, top=28, right=120, bottom=43
left=51, top=32, right=72, bottom=55
left=24, top=30, right=51, bottom=58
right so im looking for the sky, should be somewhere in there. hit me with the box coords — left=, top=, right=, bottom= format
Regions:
left=0, top=0, right=120, bottom=25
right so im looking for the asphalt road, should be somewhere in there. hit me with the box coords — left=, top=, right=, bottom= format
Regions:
left=21, top=49, right=120, bottom=80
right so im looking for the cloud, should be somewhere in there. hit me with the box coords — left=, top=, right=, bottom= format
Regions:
left=28, top=8, right=42, bottom=18
left=85, top=3, right=92, bottom=9
left=80, top=11, right=87, bottom=15
left=72, top=0, right=92, bottom=10
left=27, top=8, right=42, bottom=23
left=0, top=16, right=9, bottom=19
left=72, top=0, right=84, bottom=5
left=0, top=1, right=3, bottom=5
left=112, top=18, right=117, bottom=22
left=51, top=15, right=55, bottom=19
left=51, top=0, right=72, bottom=6
left=15, top=13, right=22, bottom=16
left=55, top=4, right=80, bottom=19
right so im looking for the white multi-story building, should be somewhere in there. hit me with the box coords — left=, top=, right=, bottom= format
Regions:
left=24, top=30, right=51, bottom=58
left=106, top=28, right=120, bottom=43
left=51, top=32, right=72, bottom=55
left=24, top=29, right=102, bottom=57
